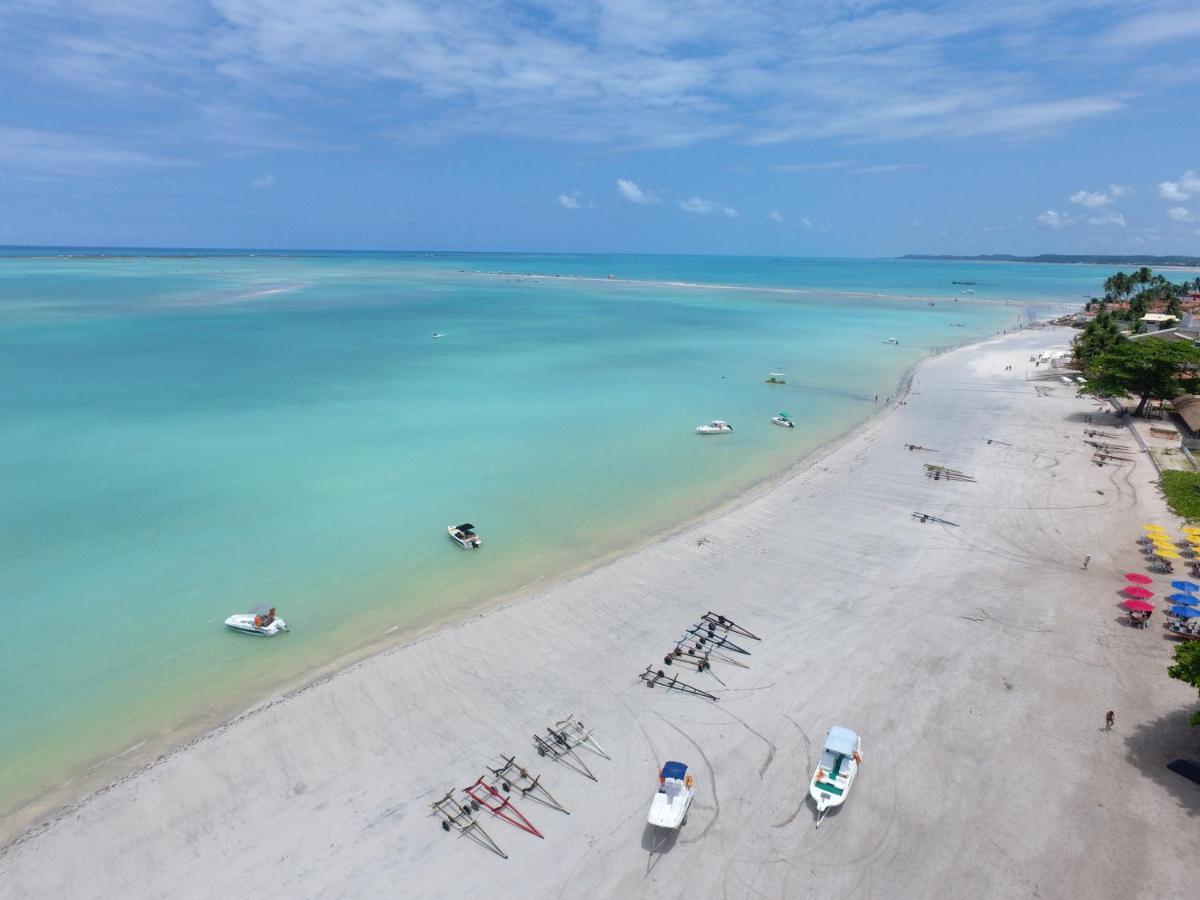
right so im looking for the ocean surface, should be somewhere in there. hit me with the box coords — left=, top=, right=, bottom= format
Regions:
left=0, top=251, right=1101, bottom=828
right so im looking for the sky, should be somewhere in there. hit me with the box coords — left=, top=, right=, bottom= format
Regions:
left=2, top=0, right=1200, bottom=256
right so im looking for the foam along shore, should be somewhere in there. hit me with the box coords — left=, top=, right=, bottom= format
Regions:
left=3, top=328, right=1196, bottom=899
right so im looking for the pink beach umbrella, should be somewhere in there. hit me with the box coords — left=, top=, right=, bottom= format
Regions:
left=1124, top=599, right=1155, bottom=612
left=1124, top=573, right=1154, bottom=585
left=1124, top=586, right=1155, bottom=599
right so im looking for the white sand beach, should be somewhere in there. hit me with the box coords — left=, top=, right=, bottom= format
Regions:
left=2, top=327, right=1197, bottom=899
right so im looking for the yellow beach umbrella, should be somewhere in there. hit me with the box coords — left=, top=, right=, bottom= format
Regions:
left=1156, top=550, right=1183, bottom=560
left=1144, top=524, right=1168, bottom=532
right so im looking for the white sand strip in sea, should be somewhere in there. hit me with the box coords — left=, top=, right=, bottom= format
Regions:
left=1, top=327, right=1195, bottom=899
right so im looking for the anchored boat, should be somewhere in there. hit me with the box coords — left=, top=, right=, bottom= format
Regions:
left=647, top=761, right=695, bottom=829
left=224, top=607, right=287, bottom=636
left=809, top=725, right=862, bottom=826
left=448, top=523, right=482, bottom=548
left=772, top=411, right=795, bottom=428
left=696, top=420, right=734, bottom=434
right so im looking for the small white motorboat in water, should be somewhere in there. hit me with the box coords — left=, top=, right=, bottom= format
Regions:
left=696, top=420, right=733, bottom=434
left=448, top=522, right=482, bottom=548
left=225, top=608, right=287, bottom=636
left=809, top=725, right=862, bottom=826
left=882, top=337, right=899, bottom=345
left=647, top=761, right=695, bottom=829
left=772, top=411, right=795, bottom=428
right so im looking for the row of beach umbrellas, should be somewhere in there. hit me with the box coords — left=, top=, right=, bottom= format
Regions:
left=1126, top=524, right=1200, bottom=617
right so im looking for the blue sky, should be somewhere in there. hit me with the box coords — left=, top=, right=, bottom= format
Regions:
left=2, top=0, right=1200, bottom=255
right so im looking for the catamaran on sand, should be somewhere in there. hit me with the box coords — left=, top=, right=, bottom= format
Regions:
left=448, top=523, right=482, bottom=548
left=809, top=725, right=862, bottom=826
left=647, top=761, right=695, bottom=829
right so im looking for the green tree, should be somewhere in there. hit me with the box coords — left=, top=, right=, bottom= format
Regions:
left=1104, top=271, right=1132, bottom=302
left=1083, top=339, right=1200, bottom=415
left=1168, top=295, right=1184, bottom=318
left=1168, top=642, right=1200, bottom=726
left=1129, top=293, right=1150, bottom=322
left=1074, top=310, right=1124, bottom=365
left=1135, top=266, right=1154, bottom=290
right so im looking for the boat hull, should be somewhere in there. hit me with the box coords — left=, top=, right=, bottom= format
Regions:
left=224, top=614, right=287, bottom=636
left=448, top=526, right=482, bottom=548
left=771, top=417, right=794, bottom=428
left=647, top=788, right=694, bottom=829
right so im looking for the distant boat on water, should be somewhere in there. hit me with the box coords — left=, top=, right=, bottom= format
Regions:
left=882, top=337, right=899, bottom=344
left=696, top=420, right=734, bottom=434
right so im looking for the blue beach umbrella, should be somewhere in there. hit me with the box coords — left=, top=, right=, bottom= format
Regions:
left=1168, top=593, right=1199, bottom=606
left=1170, top=606, right=1200, bottom=618
left=1171, top=580, right=1199, bottom=593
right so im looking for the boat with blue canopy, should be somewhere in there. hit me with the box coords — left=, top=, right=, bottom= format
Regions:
left=809, top=725, right=862, bottom=826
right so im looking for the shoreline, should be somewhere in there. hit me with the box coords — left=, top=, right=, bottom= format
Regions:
left=0, top=316, right=1014, bottom=851
left=4, top=325, right=1195, bottom=898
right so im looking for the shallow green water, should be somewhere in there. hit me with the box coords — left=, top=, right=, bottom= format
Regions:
left=0, top=252, right=1092, bottom=819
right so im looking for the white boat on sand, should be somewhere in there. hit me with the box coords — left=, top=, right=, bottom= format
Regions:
left=696, top=420, right=733, bottom=434
left=225, top=608, right=287, bottom=636
left=647, top=761, right=695, bottom=829
left=448, top=523, right=482, bottom=548
left=809, top=725, right=861, bottom=826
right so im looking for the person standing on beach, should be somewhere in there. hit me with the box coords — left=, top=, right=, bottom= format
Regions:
left=1083, top=554, right=1091, bottom=570
left=1105, top=710, right=1115, bottom=730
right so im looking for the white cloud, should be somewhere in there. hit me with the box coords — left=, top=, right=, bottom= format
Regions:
left=854, top=163, right=922, bottom=174
left=1158, top=170, right=1200, bottom=201
left=1167, top=206, right=1193, bottom=222
left=723, top=207, right=738, bottom=218
left=768, top=210, right=784, bottom=223
left=1160, top=181, right=1189, bottom=201
left=679, top=196, right=719, bottom=213
left=1069, top=184, right=1129, bottom=207
left=0, top=0, right=1142, bottom=155
left=800, top=216, right=833, bottom=232
left=0, top=126, right=186, bottom=175
left=557, top=191, right=582, bottom=209
left=251, top=172, right=275, bottom=188
left=1087, top=213, right=1125, bottom=226
left=1037, top=210, right=1072, bottom=229
left=617, top=178, right=655, bottom=204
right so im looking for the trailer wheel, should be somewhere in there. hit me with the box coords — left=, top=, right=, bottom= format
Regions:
left=469, top=799, right=480, bottom=811
left=442, top=821, right=450, bottom=832
left=537, top=745, right=546, bottom=756
left=501, top=781, right=511, bottom=792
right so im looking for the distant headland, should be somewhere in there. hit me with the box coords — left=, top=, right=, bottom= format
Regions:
left=901, top=254, right=1200, bottom=267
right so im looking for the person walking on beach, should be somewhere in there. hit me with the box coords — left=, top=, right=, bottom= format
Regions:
left=1105, top=710, right=1115, bottom=731
left=1083, top=554, right=1091, bottom=570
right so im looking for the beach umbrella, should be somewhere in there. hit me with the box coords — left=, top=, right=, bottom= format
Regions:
left=1124, top=586, right=1155, bottom=599
left=1172, top=580, right=1199, bottom=593
left=1144, top=524, right=1168, bottom=531
left=1156, top=550, right=1183, bottom=560
left=1170, top=606, right=1200, bottom=619
left=1124, top=599, right=1155, bottom=612
left=1124, top=573, right=1154, bottom=584
left=1168, top=593, right=1199, bottom=606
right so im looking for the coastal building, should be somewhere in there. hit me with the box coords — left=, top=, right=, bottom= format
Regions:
left=1140, top=312, right=1179, bottom=330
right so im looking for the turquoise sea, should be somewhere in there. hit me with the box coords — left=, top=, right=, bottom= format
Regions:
left=0, top=251, right=1101, bottom=829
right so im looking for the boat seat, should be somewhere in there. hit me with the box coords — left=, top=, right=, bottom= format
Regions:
left=830, top=754, right=845, bottom=780
left=815, top=781, right=844, bottom=796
